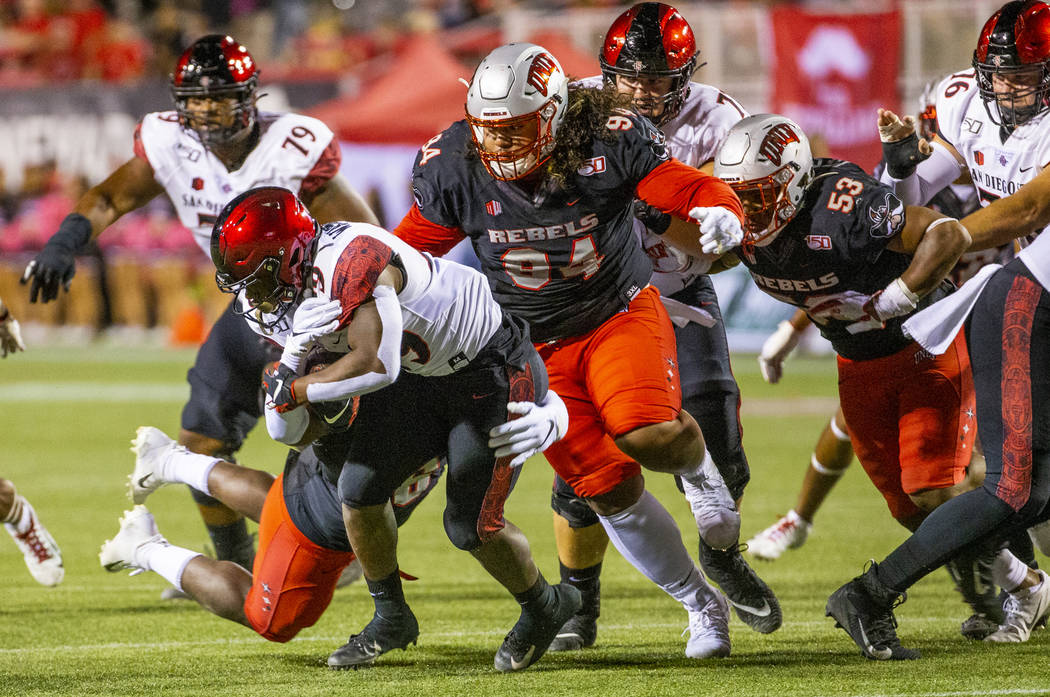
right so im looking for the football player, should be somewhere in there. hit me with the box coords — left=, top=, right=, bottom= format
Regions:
left=395, top=42, right=747, bottom=659
left=545, top=3, right=779, bottom=652
left=101, top=426, right=441, bottom=646
left=210, top=187, right=576, bottom=672
left=826, top=0, right=1050, bottom=658
left=20, top=35, right=378, bottom=591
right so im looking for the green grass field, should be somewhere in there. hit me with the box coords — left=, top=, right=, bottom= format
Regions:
left=1, top=345, right=1048, bottom=697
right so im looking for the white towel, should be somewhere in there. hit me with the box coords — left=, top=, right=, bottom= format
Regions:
left=902, top=264, right=1001, bottom=354
left=660, top=296, right=717, bottom=328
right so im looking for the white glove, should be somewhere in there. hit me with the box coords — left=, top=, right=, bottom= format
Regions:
left=758, top=320, right=802, bottom=384
left=807, top=291, right=875, bottom=323
left=689, top=206, right=744, bottom=256
left=281, top=297, right=342, bottom=371
left=0, top=314, right=25, bottom=358
left=488, top=390, right=569, bottom=468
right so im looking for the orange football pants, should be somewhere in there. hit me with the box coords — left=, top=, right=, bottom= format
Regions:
left=538, top=286, right=682, bottom=497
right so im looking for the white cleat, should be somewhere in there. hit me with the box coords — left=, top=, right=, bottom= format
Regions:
left=100, top=505, right=164, bottom=574
left=685, top=588, right=731, bottom=659
left=746, top=510, right=812, bottom=561
left=4, top=499, right=64, bottom=587
left=682, top=458, right=740, bottom=551
left=985, top=569, right=1050, bottom=643
left=129, top=426, right=182, bottom=504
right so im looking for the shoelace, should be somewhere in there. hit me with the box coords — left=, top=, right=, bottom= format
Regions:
left=16, top=524, right=52, bottom=563
left=767, top=516, right=799, bottom=541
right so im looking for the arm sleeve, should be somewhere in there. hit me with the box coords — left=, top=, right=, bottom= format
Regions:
left=877, top=142, right=963, bottom=206
left=635, top=159, right=744, bottom=223
left=265, top=404, right=310, bottom=445
left=303, top=286, right=402, bottom=402
left=393, top=205, right=466, bottom=256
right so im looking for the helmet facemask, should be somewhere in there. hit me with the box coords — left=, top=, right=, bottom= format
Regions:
left=973, top=60, right=1050, bottom=128
left=216, top=252, right=302, bottom=330
left=173, top=78, right=258, bottom=148
left=467, top=100, right=559, bottom=181
left=727, top=163, right=807, bottom=247
left=600, top=59, right=696, bottom=126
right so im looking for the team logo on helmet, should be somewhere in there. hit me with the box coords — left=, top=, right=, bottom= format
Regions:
left=526, top=53, right=559, bottom=96
left=758, top=123, right=803, bottom=167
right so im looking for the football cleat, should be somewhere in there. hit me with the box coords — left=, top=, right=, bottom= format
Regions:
left=128, top=426, right=184, bottom=504
left=825, top=563, right=919, bottom=660
left=945, top=551, right=1005, bottom=640
left=4, top=498, right=63, bottom=586
left=684, top=588, right=731, bottom=659
left=984, top=570, right=1050, bottom=643
left=99, top=505, right=165, bottom=574
left=548, top=611, right=598, bottom=652
left=746, top=510, right=811, bottom=561
left=494, top=583, right=582, bottom=672
left=681, top=459, right=741, bottom=551
left=328, top=609, right=420, bottom=669
left=698, top=540, right=782, bottom=634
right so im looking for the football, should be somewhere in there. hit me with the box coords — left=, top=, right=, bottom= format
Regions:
left=302, top=346, right=359, bottom=432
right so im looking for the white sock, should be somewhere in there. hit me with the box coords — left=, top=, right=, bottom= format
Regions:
left=598, top=490, right=714, bottom=611
left=137, top=539, right=201, bottom=591
left=4, top=496, right=29, bottom=531
left=991, top=549, right=1030, bottom=593
left=166, top=449, right=221, bottom=497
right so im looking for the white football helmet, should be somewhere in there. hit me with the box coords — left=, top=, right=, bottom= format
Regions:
left=465, top=43, right=569, bottom=181
left=714, top=114, right=813, bottom=247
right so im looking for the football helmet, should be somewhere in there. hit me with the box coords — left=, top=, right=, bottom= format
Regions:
left=171, top=35, right=259, bottom=147
left=600, top=2, right=698, bottom=126
left=465, top=43, right=568, bottom=181
left=713, top=114, right=812, bottom=247
left=917, top=80, right=939, bottom=142
left=211, top=187, right=318, bottom=329
left=973, top=0, right=1050, bottom=128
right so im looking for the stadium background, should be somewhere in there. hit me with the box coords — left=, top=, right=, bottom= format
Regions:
left=0, top=0, right=1003, bottom=353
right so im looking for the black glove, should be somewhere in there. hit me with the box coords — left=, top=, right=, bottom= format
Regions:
left=881, top=132, right=931, bottom=180
left=21, top=213, right=92, bottom=303
left=632, top=200, right=672, bottom=235
left=262, top=361, right=301, bottom=413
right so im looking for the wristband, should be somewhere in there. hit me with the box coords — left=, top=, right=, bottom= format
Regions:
left=873, top=277, right=919, bottom=320
left=881, top=132, right=929, bottom=179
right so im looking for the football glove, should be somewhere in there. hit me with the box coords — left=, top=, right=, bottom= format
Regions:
left=281, top=297, right=343, bottom=371
left=758, top=320, right=802, bottom=384
left=689, top=206, right=744, bottom=256
left=0, top=310, right=25, bottom=357
left=262, top=361, right=300, bottom=413
left=488, top=390, right=568, bottom=468
left=22, top=213, right=92, bottom=303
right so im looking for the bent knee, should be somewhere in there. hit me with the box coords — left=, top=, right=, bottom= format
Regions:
left=908, top=487, right=957, bottom=513
left=615, top=412, right=703, bottom=471
left=244, top=595, right=304, bottom=643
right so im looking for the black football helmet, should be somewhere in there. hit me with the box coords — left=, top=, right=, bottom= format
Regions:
left=973, top=0, right=1050, bottom=128
left=599, top=3, right=700, bottom=125
left=171, top=35, right=259, bottom=147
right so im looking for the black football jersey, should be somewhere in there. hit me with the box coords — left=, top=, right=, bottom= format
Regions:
left=409, top=115, right=667, bottom=343
left=737, top=158, right=952, bottom=361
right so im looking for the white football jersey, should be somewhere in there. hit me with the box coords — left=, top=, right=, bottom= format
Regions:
left=576, top=77, right=749, bottom=296
left=936, top=69, right=1050, bottom=288
left=245, top=223, right=505, bottom=377
left=137, top=111, right=338, bottom=257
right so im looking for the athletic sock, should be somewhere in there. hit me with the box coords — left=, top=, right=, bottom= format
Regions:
left=167, top=451, right=221, bottom=495
left=3, top=495, right=26, bottom=529
left=207, top=518, right=254, bottom=569
left=598, top=490, right=712, bottom=611
left=366, top=568, right=410, bottom=618
left=559, top=560, right=601, bottom=617
left=137, top=539, right=201, bottom=591
left=992, top=549, right=1031, bottom=592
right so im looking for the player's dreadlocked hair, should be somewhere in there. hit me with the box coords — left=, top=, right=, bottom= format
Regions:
left=545, top=85, right=634, bottom=187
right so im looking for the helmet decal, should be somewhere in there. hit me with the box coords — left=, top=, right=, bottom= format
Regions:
left=526, top=53, right=560, bottom=96
left=758, top=123, right=803, bottom=167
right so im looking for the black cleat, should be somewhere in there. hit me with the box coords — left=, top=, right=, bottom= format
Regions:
left=945, top=551, right=1005, bottom=639
left=825, top=562, right=919, bottom=661
left=699, top=541, right=782, bottom=634
left=548, top=611, right=598, bottom=651
left=327, top=609, right=419, bottom=669
left=494, top=583, right=582, bottom=672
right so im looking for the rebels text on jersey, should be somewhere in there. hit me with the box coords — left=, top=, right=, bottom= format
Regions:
left=403, top=115, right=668, bottom=343
left=136, top=111, right=340, bottom=257
left=737, top=159, right=952, bottom=361
left=243, top=222, right=504, bottom=377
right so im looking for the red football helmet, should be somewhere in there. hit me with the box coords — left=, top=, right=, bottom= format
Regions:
left=172, top=35, right=259, bottom=147
left=973, top=0, right=1050, bottom=128
left=211, top=187, right=318, bottom=329
left=600, top=3, right=699, bottom=125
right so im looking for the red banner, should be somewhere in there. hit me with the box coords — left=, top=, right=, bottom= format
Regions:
left=770, top=6, right=901, bottom=171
